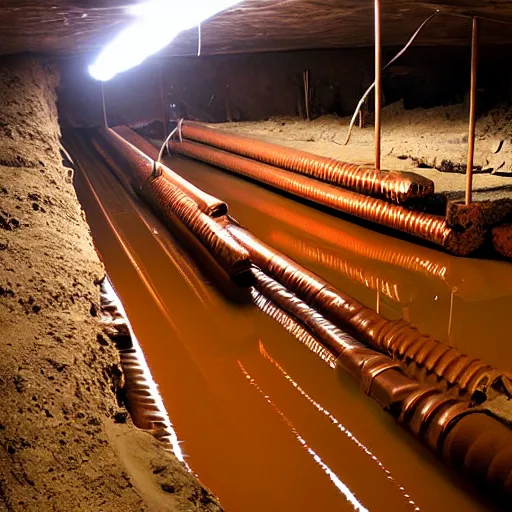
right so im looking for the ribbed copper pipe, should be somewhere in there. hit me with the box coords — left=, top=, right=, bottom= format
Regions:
left=181, top=122, right=434, bottom=204
left=171, top=139, right=483, bottom=256
left=93, top=128, right=250, bottom=280
left=100, top=126, right=227, bottom=218
left=227, top=224, right=512, bottom=399
left=251, top=268, right=512, bottom=504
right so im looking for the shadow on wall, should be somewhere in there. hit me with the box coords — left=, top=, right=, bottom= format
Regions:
left=58, top=45, right=512, bottom=129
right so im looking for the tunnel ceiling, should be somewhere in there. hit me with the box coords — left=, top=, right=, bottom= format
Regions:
left=1, top=1, right=511, bottom=58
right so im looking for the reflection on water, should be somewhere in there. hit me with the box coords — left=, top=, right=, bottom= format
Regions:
left=237, top=360, right=369, bottom=512
left=67, top=132, right=502, bottom=511
left=258, top=341, right=420, bottom=512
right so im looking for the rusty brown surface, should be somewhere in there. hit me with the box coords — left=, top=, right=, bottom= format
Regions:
left=170, top=138, right=484, bottom=255
left=2, top=1, right=512, bottom=57
left=493, top=224, right=512, bottom=259
left=181, top=121, right=434, bottom=204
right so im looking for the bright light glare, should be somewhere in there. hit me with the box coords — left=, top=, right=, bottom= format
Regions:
left=89, top=0, right=242, bottom=81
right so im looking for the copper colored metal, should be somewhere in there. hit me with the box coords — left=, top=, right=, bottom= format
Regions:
left=93, top=128, right=250, bottom=280
left=108, top=126, right=227, bottom=217
left=179, top=121, right=434, bottom=204
left=172, top=138, right=483, bottom=255
left=466, top=17, right=479, bottom=206
left=251, top=268, right=512, bottom=502
left=227, top=224, right=512, bottom=399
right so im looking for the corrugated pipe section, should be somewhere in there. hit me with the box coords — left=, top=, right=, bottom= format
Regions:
left=180, top=122, right=434, bottom=205
left=226, top=224, right=512, bottom=401
left=91, top=127, right=251, bottom=283
left=250, top=267, right=512, bottom=505
left=169, top=139, right=484, bottom=256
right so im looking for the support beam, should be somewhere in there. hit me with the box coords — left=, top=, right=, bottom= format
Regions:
left=374, top=0, right=382, bottom=170
left=465, top=17, right=479, bottom=205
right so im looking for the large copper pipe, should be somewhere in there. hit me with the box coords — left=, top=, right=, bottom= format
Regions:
left=92, top=128, right=251, bottom=281
left=227, top=224, right=512, bottom=400
left=179, top=121, right=434, bottom=204
left=171, top=139, right=484, bottom=255
left=252, top=268, right=512, bottom=504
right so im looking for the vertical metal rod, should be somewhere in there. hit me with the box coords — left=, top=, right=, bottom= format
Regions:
left=465, top=17, right=478, bottom=205
left=101, top=81, right=108, bottom=128
left=447, top=287, right=457, bottom=343
left=374, top=0, right=382, bottom=170
left=303, top=70, right=311, bottom=121
left=159, top=63, right=168, bottom=138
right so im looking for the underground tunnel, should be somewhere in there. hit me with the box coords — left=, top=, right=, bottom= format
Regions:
left=1, top=1, right=512, bottom=511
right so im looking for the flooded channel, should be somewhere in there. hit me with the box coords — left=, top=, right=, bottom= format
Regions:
left=69, top=133, right=507, bottom=511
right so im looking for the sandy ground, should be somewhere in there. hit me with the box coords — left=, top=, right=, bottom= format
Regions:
left=214, top=101, right=512, bottom=201
left=0, top=56, right=222, bottom=511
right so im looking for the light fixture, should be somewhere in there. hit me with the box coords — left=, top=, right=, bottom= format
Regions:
left=89, top=0, right=242, bottom=81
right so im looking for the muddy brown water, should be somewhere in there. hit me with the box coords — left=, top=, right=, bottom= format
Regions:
left=69, top=134, right=509, bottom=511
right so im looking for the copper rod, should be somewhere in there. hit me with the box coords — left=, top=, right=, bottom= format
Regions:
left=374, top=0, right=382, bottom=171
left=227, top=224, right=512, bottom=400
left=465, top=17, right=479, bottom=205
left=170, top=138, right=484, bottom=255
left=180, top=121, right=434, bottom=204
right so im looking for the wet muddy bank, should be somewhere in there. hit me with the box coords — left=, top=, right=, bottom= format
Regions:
left=0, top=55, right=221, bottom=511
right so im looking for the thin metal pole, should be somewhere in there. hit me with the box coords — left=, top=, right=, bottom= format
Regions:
left=465, top=17, right=478, bottom=205
left=374, top=0, right=382, bottom=170
left=101, top=82, right=108, bottom=127
left=158, top=63, right=168, bottom=138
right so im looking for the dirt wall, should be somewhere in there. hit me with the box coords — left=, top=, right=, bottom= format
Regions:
left=0, top=55, right=222, bottom=512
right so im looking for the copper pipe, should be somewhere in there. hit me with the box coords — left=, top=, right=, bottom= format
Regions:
left=227, top=224, right=512, bottom=399
left=93, top=128, right=250, bottom=281
left=374, top=0, right=382, bottom=171
left=466, top=17, right=479, bottom=205
left=180, top=121, right=434, bottom=204
left=251, top=268, right=512, bottom=503
left=171, top=139, right=484, bottom=255
left=100, top=127, right=227, bottom=218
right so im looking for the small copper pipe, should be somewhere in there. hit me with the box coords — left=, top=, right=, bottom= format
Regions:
left=374, top=0, right=382, bottom=171
left=465, top=17, right=479, bottom=205
left=227, top=224, right=512, bottom=399
left=171, top=138, right=483, bottom=255
left=180, top=121, right=434, bottom=204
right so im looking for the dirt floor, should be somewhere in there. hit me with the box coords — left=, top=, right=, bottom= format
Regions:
left=214, top=101, right=512, bottom=201
left=0, top=56, right=222, bottom=511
